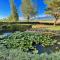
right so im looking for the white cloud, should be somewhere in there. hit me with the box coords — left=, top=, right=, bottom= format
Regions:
left=38, top=14, right=49, bottom=17
left=31, top=14, right=47, bottom=19
left=19, top=16, right=26, bottom=20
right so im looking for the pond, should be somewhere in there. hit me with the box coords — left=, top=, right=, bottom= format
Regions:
left=0, top=32, right=12, bottom=39
left=34, top=44, right=54, bottom=54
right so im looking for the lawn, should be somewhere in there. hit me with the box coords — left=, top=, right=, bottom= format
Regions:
left=32, top=24, right=60, bottom=31
left=47, top=26, right=60, bottom=30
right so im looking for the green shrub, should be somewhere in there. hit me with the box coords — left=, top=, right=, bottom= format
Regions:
left=1, top=31, right=57, bottom=51
left=0, top=47, right=60, bottom=60
left=0, top=45, right=8, bottom=60
left=12, top=24, right=32, bottom=31
left=1, top=24, right=32, bottom=32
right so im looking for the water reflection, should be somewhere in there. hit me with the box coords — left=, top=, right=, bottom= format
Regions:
left=35, top=44, right=45, bottom=54
left=35, top=44, right=54, bottom=54
left=0, top=32, right=12, bottom=39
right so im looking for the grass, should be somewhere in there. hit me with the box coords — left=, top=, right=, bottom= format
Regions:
left=32, top=24, right=60, bottom=30
left=47, top=26, right=60, bottom=30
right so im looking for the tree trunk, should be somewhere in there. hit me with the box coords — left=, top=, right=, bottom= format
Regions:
left=27, top=16, right=30, bottom=22
left=54, top=19, right=57, bottom=26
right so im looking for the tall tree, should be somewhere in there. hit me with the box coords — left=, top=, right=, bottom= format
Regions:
left=21, top=0, right=37, bottom=22
left=9, top=0, right=19, bottom=22
left=45, top=0, right=60, bottom=26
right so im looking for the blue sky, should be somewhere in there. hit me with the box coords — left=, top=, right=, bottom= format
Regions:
left=0, top=0, right=46, bottom=18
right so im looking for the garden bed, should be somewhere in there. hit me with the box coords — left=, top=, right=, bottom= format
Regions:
left=0, top=31, right=60, bottom=60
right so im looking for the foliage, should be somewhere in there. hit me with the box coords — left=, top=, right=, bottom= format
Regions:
left=0, top=31, right=59, bottom=60
left=0, top=46, right=60, bottom=60
left=0, top=18, right=8, bottom=22
left=0, top=24, right=32, bottom=32
left=0, top=45, right=9, bottom=60
left=45, top=0, right=60, bottom=26
left=48, top=26, right=60, bottom=30
left=0, top=31, right=57, bottom=51
left=7, top=48, right=60, bottom=60
left=21, top=0, right=37, bottom=21
left=9, top=0, right=19, bottom=22
left=6, top=15, right=14, bottom=22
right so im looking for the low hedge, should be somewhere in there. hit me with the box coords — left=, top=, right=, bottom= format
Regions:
left=1, top=31, right=57, bottom=52
left=1, top=24, right=32, bottom=32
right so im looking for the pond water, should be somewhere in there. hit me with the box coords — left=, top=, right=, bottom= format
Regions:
left=35, top=44, right=53, bottom=54
left=0, top=32, right=12, bottom=39
left=34, top=44, right=45, bottom=54
left=3, top=32, right=12, bottom=36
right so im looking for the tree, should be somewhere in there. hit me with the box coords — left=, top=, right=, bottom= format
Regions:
left=45, top=0, right=60, bottom=26
left=21, top=0, right=37, bottom=22
left=9, top=0, right=19, bottom=22
left=7, top=15, right=13, bottom=22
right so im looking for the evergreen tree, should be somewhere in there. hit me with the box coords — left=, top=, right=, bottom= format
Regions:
left=21, top=0, right=37, bottom=22
left=9, top=0, right=19, bottom=22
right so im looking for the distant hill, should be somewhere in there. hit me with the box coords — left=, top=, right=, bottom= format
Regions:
left=31, top=15, right=54, bottom=20
left=19, top=15, right=54, bottom=21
